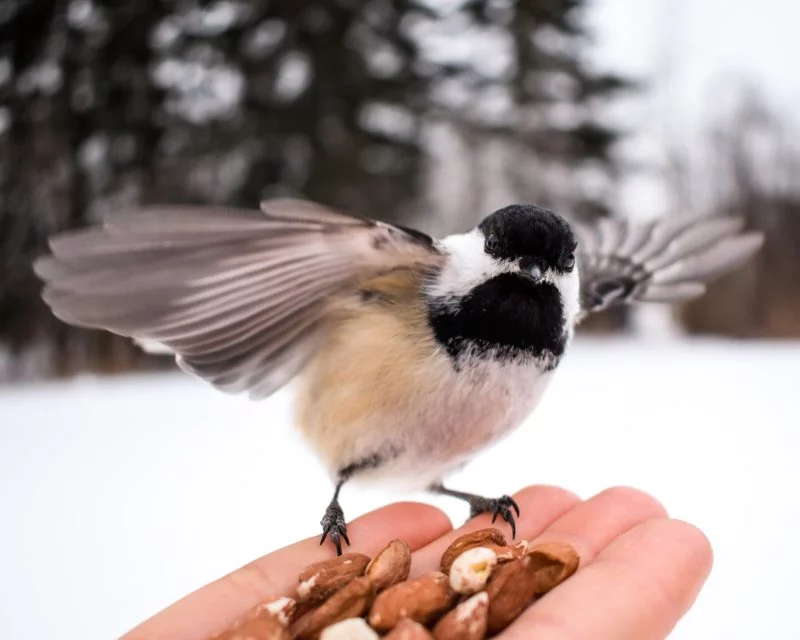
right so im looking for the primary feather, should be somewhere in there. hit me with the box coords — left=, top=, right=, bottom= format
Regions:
left=34, top=199, right=442, bottom=400
left=574, top=214, right=764, bottom=319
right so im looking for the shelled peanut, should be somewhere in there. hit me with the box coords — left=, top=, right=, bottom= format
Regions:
left=209, top=528, right=579, bottom=640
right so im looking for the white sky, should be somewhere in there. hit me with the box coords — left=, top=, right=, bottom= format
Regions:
left=586, top=0, right=800, bottom=219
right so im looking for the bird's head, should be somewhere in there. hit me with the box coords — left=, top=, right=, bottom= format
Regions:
left=427, top=204, right=582, bottom=326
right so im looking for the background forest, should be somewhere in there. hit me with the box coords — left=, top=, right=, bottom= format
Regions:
left=2, top=0, right=797, bottom=383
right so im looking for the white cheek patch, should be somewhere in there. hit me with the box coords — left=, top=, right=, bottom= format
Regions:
left=543, top=267, right=581, bottom=329
left=427, top=228, right=582, bottom=329
left=427, top=230, right=516, bottom=300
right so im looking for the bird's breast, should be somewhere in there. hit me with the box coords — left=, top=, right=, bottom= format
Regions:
left=293, top=286, right=556, bottom=487
left=427, top=274, right=569, bottom=365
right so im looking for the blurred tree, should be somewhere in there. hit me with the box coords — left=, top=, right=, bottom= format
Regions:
left=665, top=86, right=800, bottom=338
left=410, top=0, right=632, bottom=331
left=0, top=0, right=631, bottom=381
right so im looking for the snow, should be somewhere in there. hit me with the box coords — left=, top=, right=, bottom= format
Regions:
left=1, top=338, right=798, bottom=639
left=151, top=57, right=245, bottom=124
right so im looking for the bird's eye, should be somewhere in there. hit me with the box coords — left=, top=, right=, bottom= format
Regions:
left=485, top=233, right=500, bottom=253
left=563, top=252, right=576, bottom=270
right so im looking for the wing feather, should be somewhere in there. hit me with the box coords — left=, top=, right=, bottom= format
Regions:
left=34, top=199, right=442, bottom=399
left=574, top=214, right=764, bottom=319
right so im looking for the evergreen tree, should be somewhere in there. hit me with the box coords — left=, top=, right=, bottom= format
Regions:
left=0, top=0, right=630, bottom=379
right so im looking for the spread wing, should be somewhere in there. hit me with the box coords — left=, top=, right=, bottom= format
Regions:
left=573, top=214, right=764, bottom=321
left=34, top=198, right=443, bottom=399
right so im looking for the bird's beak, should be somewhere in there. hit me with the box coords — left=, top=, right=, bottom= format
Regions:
left=521, top=262, right=543, bottom=285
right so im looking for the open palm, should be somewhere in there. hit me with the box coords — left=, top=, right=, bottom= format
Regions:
left=122, top=485, right=712, bottom=640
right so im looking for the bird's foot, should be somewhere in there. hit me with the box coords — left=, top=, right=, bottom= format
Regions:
left=467, top=494, right=521, bottom=539
left=320, top=498, right=350, bottom=556
left=429, top=483, right=521, bottom=539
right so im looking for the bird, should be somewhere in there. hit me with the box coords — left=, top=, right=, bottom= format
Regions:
left=33, top=198, right=764, bottom=554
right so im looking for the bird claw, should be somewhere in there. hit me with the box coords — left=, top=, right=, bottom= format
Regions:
left=471, top=494, right=520, bottom=539
left=320, top=500, right=350, bottom=555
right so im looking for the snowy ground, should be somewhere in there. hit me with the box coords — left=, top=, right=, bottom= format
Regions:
left=1, top=337, right=799, bottom=639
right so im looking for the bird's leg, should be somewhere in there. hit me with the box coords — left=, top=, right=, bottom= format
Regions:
left=429, top=483, right=521, bottom=539
left=320, top=453, right=387, bottom=555
left=320, top=480, right=349, bottom=556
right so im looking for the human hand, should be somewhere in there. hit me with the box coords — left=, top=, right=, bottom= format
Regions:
left=121, top=485, right=712, bottom=640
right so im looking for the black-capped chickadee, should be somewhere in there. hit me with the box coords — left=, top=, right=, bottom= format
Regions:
left=33, top=199, right=764, bottom=554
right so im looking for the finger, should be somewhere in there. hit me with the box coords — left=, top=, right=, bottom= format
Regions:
left=122, top=501, right=452, bottom=640
left=409, top=485, right=581, bottom=578
left=526, top=486, right=669, bottom=565
left=503, top=518, right=714, bottom=639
